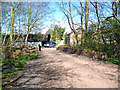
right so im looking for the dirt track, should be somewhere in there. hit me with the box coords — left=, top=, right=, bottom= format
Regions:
left=14, top=48, right=118, bottom=88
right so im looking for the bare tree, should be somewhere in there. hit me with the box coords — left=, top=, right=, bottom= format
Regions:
left=85, top=1, right=89, bottom=32
left=112, top=1, right=120, bottom=23
left=90, top=1, right=119, bottom=30
left=24, top=2, right=51, bottom=43
left=72, top=1, right=84, bottom=31
left=58, top=2, right=79, bottom=45
left=9, top=2, right=15, bottom=43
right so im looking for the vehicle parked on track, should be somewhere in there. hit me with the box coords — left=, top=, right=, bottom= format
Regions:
left=44, top=42, right=56, bottom=48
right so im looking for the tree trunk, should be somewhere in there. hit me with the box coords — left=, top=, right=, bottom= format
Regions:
left=79, top=2, right=84, bottom=45
left=10, top=2, right=14, bottom=43
left=69, top=2, right=78, bottom=45
left=84, top=1, right=89, bottom=45
left=85, top=1, right=88, bottom=32
left=25, top=3, right=31, bottom=43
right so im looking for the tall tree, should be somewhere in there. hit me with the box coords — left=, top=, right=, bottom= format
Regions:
left=49, top=25, right=65, bottom=42
left=58, top=2, right=79, bottom=45
left=24, top=2, right=51, bottom=43
left=10, top=2, right=15, bottom=43
left=85, top=1, right=89, bottom=32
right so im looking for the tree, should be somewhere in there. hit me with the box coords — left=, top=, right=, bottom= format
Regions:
left=47, top=25, right=65, bottom=42
left=57, top=26, right=65, bottom=40
left=58, top=2, right=79, bottom=45
left=45, top=29, right=53, bottom=35
left=24, top=2, right=50, bottom=43
left=64, top=32, right=68, bottom=38
left=71, top=1, right=119, bottom=58
left=85, top=1, right=89, bottom=32
left=2, top=2, right=23, bottom=45
left=1, top=2, right=51, bottom=59
left=10, top=2, right=14, bottom=43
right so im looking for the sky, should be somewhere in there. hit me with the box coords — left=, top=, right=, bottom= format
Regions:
left=1, top=2, right=72, bottom=34
left=40, top=2, right=88, bottom=34
left=1, top=1, right=116, bottom=35
left=40, top=2, right=72, bottom=34
left=40, top=2, right=114, bottom=34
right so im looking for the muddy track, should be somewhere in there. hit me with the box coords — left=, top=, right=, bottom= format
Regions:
left=13, top=48, right=118, bottom=88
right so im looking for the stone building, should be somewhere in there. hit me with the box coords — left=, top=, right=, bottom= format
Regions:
left=65, top=28, right=82, bottom=45
left=2, top=34, right=50, bottom=47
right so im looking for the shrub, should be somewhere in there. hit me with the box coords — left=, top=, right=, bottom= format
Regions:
left=2, top=59, right=16, bottom=67
left=2, top=69, right=18, bottom=78
left=2, top=59, right=27, bottom=69
left=41, top=46, right=44, bottom=48
left=15, top=60, right=26, bottom=68
left=19, top=55, right=39, bottom=60
left=95, top=56, right=102, bottom=60
left=19, top=55, right=28, bottom=60
left=34, top=55, right=39, bottom=59
left=104, top=58, right=119, bottom=65
left=2, top=55, right=40, bottom=86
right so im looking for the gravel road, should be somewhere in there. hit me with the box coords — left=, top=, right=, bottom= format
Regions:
left=14, top=48, right=118, bottom=88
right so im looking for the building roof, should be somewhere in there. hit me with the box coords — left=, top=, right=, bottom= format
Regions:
left=2, top=34, right=50, bottom=42
left=67, top=28, right=82, bottom=36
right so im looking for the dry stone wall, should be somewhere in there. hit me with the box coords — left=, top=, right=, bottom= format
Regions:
left=57, top=46, right=107, bottom=59
left=2, top=45, right=38, bottom=59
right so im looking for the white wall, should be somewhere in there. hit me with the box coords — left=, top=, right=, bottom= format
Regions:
left=14, top=42, right=40, bottom=48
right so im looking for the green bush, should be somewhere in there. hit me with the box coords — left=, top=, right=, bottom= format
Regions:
left=112, top=58, right=119, bottom=65
left=2, top=55, right=39, bottom=80
left=19, top=55, right=28, bottom=60
left=2, top=59, right=26, bottom=80
left=15, top=60, right=26, bottom=68
left=2, top=59, right=27, bottom=69
left=2, top=59, right=16, bottom=67
left=19, top=55, right=39, bottom=60
left=95, top=56, right=102, bottom=60
left=41, top=46, right=44, bottom=48
left=2, top=69, right=18, bottom=78
left=34, top=55, right=39, bottom=59
left=104, top=58, right=119, bottom=65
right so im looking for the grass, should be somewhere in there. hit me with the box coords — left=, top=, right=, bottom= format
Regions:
left=41, top=46, right=44, bottom=48
left=95, top=56, right=102, bottom=60
left=2, top=59, right=26, bottom=79
left=34, top=62, right=38, bottom=65
left=56, top=43, right=59, bottom=46
left=95, top=56, right=119, bottom=65
left=2, top=54, right=40, bottom=87
left=56, top=40, right=61, bottom=46
left=103, top=58, right=119, bottom=65
left=3, top=69, right=18, bottom=78
left=19, top=55, right=39, bottom=60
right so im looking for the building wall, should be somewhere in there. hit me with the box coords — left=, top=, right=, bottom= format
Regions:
left=65, top=36, right=70, bottom=45
left=70, top=30, right=82, bottom=45
left=2, top=34, right=50, bottom=46
left=2, top=34, right=50, bottom=42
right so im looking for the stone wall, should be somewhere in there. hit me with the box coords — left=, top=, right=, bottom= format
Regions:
left=57, top=46, right=107, bottom=59
left=2, top=45, right=38, bottom=59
